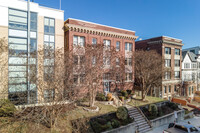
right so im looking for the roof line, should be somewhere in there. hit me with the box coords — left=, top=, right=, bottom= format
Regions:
left=162, top=36, right=182, bottom=41
left=65, top=18, right=136, bottom=33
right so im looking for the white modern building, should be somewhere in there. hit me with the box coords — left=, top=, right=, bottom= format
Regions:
left=182, top=51, right=200, bottom=97
left=0, top=0, right=64, bottom=104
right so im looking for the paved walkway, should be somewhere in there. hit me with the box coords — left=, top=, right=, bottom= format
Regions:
left=147, top=116, right=200, bottom=133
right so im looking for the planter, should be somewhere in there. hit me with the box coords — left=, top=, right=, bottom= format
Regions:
left=102, top=122, right=135, bottom=133
left=83, top=105, right=99, bottom=112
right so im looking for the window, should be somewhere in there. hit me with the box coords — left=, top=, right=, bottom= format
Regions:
left=9, top=9, right=27, bottom=31
left=103, top=73, right=110, bottom=80
left=92, top=38, right=97, bottom=45
left=164, top=86, right=167, bottom=93
left=116, top=73, right=121, bottom=81
left=116, top=41, right=120, bottom=51
left=175, top=48, right=180, bottom=55
left=125, top=42, right=132, bottom=51
left=44, top=18, right=54, bottom=34
left=165, top=59, right=171, bottom=67
left=30, top=12, right=37, bottom=31
left=184, top=63, right=190, bottom=69
left=73, top=55, right=78, bottom=65
left=165, top=71, right=171, bottom=79
left=80, top=56, right=85, bottom=64
left=175, top=60, right=180, bottom=67
left=80, top=74, right=85, bottom=84
left=175, top=71, right=180, bottom=79
left=73, top=75, right=78, bottom=84
left=189, top=87, right=191, bottom=95
left=192, top=86, right=194, bottom=94
left=116, top=58, right=120, bottom=66
left=125, top=58, right=132, bottom=66
left=165, top=47, right=171, bottom=54
left=44, top=89, right=55, bottom=102
left=190, top=50, right=195, bottom=53
left=125, top=73, right=132, bottom=81
left=73, top=36, right=85, bottom=46
left=169, top=85, right=171, bottom=93
left=192, top=63, right=197, bottom=69
left=103, top=40, right=111, bottom=49
left=103, top=57, right=110, bottom=66
left=44, top=17, right=55, bottom=81
left=92, top=56, right=96, bottom=65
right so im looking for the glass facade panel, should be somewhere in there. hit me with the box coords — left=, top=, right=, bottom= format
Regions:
left=9, top=9, right=27, bottom=17
left=9, top=57, right=27, bottom=64
left=9, top=38, right=27, bottom=44
left=8, top=8, right=38, bottom=104
left=9, top=29, right=27, bottom=38
left=9, top=66, right=26, bottom=71
left=9, top=78, right=26, bottom=84
left=9, top=44, right=27, bottom=50
left=9, top=72, right=26, bottom=78
left=9, top=84, right=27, bottom=92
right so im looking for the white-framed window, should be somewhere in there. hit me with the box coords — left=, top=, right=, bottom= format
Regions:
left=192, top=63, right=197, bottom=69
left=175, top=60, right=180, bottom=67
left=125, top=42, right=132, bottom=51
left=165, top=59, right=171, bottom=67
left=165, top=71, right=171, bottom=79
left=116, top=58, right=120, bottom=66
left=175, top=48, right=180, bottom=55
left=125, top=73, right=132, bottom=81
left=125, top=58, right=132, bottom=66
left=92, top=38, right=97, bottom=45
left=103, top=40, right=111, bottom=49
left=103, top=57, right=110, bottom=66
left=175, top=71, right=180, bottom=79
left=169, top=85, right=171, bottom=93
left=73, top=36, right=85, bottom=46
left=103, top=73, right=110, bottom=80
left=165, top=47, right=171, bottom=54
left=116, top=41, right=120, bottom=51
left=184, top=63, right=190, bottom=69
left=92, top=56, right=96, bottom=65
left=164, top=86, right=167, bottom=94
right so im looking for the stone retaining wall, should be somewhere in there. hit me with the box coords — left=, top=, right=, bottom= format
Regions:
left=102, top=122, right=136, bottom=133
left=150, top=109, right=185, bottom=128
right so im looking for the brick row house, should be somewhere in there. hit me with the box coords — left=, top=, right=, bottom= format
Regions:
left=64, top=18, right=138, bottom=94
left=135, top=36, right=183, bottom=99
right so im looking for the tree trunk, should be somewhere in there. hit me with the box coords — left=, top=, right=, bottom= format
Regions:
left=141, top=91, right=146, bottom=101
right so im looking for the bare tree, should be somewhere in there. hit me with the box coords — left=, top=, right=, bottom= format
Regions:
left=65, top=43, right=126, bottom=107
left=134, top=50, right=163, bottom=101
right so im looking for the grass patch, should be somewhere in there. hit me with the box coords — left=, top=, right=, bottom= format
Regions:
left=128, top=96, right=166, bottom=107
left=0, top=102, right=116, bottom=133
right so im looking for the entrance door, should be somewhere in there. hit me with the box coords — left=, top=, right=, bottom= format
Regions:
left=103, top=82, right=110, bottom=93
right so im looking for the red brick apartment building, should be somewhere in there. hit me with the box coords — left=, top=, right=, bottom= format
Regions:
left=136, top=36, right=183, bottom=99
left=64, top=18, right=138, bottom=93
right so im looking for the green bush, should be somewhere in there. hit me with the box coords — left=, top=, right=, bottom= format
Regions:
left=0, top=99, right=16, bottom=117
left=116, top=106, right=128, bottom=120
left=126, top=90, right=132, bottom=95
left=157, top=107, right=163, bottom=117
left=121, top=90, right=128, bottom=98
left=148, top=104, right=158, bottom=117
left=96, top=93, right=107, bottom=101
left=111, top=119, right=120, bottom=128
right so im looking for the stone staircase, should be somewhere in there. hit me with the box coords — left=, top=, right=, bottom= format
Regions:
left=128, top=107, right=152, bottom=133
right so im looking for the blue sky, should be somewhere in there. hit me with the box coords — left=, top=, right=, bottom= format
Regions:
left=35, top=0, right=200, bottom=49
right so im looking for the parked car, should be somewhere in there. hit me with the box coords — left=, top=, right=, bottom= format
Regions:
left=164, top=123, right=200, bottom=133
